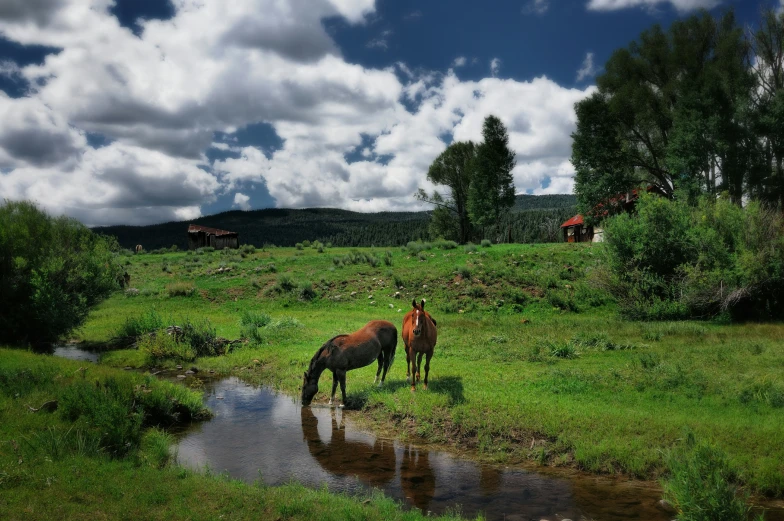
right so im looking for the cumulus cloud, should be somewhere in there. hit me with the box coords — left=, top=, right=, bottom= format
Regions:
left=451, top=56, right=467, bottom=68
left=490, top=58, right=501, bottom=77
left=587, top=0, right=722, bottom=12
left=0, top=0, right=593, bottom=226
left=233, top=192, right=251, bottom=210
left=576, top=52, right=598, bottom=82
left=522, top=0, right=550, bottom=15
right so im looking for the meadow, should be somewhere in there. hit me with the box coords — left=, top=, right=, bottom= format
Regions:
left=80, top=241, right=784, bottom=498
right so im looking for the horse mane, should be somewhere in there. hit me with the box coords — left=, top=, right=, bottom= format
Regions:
left=307, top=334, right=345, bottom=373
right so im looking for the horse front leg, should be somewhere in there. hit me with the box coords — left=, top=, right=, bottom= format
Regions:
left=415, top=352, right=424, bottom=382
left=423, top=350, right=433, bottom=390
left=405, top=345, right=412, bottom=383
left=337, top=370, right=347, bottom=408
left=329, top=370, right=339, bottom=406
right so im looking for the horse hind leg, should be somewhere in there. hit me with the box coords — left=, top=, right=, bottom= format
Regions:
left=374, top=352, right=384, bottom=387
left=337, top=370, right=347, bottom=408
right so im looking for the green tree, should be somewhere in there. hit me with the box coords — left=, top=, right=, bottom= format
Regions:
left=572, top=10, right=757, bottom=211
left=417, top=141, right=477, bottom=243
left=0, top=200, right=123, bottom=347
left=468, top=115, right=517, bottom=239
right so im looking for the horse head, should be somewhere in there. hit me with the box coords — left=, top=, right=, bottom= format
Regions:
left=301, top=369, right=319, bottom=406
left=411, top=299, right=428, bottom=336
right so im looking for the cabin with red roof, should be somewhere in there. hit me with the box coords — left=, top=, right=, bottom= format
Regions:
left=187, top=224, right=239, bottom=250
left=560, top=214, right=601, bottom=243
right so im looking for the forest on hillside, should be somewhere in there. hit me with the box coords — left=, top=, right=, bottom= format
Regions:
left=95, top=194, right=576, bottom=250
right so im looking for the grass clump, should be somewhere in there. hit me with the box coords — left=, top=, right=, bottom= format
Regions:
left=138, top=330, right=195, bottom=364
left=166, top=281, right=195, bottom=297
left=663, top=434, right=756, bottom=521
left=114, top=308, right=165, bottom=339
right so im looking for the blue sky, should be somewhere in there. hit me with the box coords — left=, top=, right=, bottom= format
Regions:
left=0, top=0, right=773, bottom=225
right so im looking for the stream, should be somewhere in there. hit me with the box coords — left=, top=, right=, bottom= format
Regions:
left=50, top=347, right=784, bottom=521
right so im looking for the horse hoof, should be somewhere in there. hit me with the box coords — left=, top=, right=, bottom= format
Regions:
left=423, top=384, right=428, bottom=390
left=406, top=376, right=410, bottom=383
left=377, top=381, right=382, bottom=388
left=410, top=387, right=415, bottom=392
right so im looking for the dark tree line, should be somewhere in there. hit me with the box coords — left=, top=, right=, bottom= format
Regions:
left=572, top=7, right=784, bottom=219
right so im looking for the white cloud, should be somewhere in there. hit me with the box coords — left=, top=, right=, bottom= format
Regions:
left=452, top=56, right=467, bottom=68
left=587, top=0, right=722, bottom=12
left=490, top=58, right=501, bottom=77
left=576, top=52, right=598, bottom=82
left=366, top=29, right=392, bottom=50
left=233, top=192, right=251, bottom=210
left=522, top=0, right=550, bottom=15
left=0, top=0, right=593, bottom=226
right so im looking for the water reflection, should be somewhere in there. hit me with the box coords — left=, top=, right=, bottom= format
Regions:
left=174, top=377, right=682, bottom=520
left=52, top=345, right=100, bottom=363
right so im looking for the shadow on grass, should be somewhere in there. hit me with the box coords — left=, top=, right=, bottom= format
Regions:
left=345, top=374, right=465, bottom=410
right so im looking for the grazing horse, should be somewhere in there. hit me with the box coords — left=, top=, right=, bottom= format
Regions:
left=135, top=244, right=143, bottom=253
left=402, top=299, right=438, bottom=391
left=301, top=320, right=397, bottom=407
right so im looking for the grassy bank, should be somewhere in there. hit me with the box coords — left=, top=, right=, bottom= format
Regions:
left=79, top=242, right=784, bottom=496
left=0, top=349, right=469, bottom=521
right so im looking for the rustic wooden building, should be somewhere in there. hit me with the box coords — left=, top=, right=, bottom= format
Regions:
left=187, top=224, right=239, bottom=250
left=561, top=214, right=599, bottom=243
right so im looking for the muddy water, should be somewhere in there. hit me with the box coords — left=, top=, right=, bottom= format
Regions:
left=174, top=377, right=673, bottom=521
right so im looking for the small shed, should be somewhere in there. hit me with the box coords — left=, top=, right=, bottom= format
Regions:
left=560, top=215, right=601, bottom=243
left=187, top=224, right=239, bottom=250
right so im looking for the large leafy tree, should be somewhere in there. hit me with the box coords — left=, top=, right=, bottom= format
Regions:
left=468, top=115, right=517, bottom=238
left=0, top=200, right=123, bottom=347
left=417, top=141, right=477, bottom=243
left=572, top=10, right=756, bottom=212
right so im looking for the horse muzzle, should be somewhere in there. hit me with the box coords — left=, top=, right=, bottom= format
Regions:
left=413, top=328, right=421, bottom=336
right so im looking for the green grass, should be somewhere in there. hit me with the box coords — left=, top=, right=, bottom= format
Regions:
left=58, top=244, right=784, bottom=498
left=0, top=349, right=472, bottom=521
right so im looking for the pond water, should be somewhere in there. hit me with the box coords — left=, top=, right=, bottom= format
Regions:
left=46, top=348, right=784, bottom=520
left=51, top=345, right=100, bottom=363
left=174, top=377, right=672, bottom=521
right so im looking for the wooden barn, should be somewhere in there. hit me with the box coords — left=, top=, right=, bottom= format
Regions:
left=187, top=224, right=239, bottom=250
left=561, top=214, right=600, bottom=243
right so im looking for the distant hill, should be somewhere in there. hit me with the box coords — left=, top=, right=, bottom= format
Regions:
left=95, top=194, right=576, bottom=250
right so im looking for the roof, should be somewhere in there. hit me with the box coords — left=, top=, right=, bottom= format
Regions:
left=560, top=214, right=584, bottom=228
left=187, top=224, right=237, bottom=236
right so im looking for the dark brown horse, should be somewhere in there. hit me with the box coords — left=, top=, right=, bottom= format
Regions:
left=402, top=299, right=437, bottom=391
left=301, top=320, right=397, bottom=407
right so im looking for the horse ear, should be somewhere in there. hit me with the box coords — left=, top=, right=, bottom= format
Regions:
left=412, top=298, right=417, bottom=309
left=420, top=299, right=426, bottom=310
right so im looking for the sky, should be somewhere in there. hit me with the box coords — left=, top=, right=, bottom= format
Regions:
left=0, top=0, right=774, bottom=226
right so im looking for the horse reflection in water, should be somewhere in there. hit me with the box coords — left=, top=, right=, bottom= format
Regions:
left=300, top=407, right=437, bottom=513
left=300, top=406, right=396, bottom=488
left=400, top=445, right=436, bottom=512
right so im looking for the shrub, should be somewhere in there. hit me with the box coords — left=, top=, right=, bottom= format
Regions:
left=464, top=243, right=478, bottom=253
left=0, top=201, right=123, bottom=346
left=298, top=281, right=317, bottom=301
left=275, top=274, right=296, bottom=292
left=166, top=281, right=195, bottom=297
left=295, top=243, right=304, bottom=250
left=663, top=434, right=752, bottom=521
left=138, top=331, right=195, bottom=363
left=114, top=309, right=165, bottom=339
left=240, top=310, right=272, bottom=328
left=481, top=239, right=492, bottom=247
left=181, top=317, right=220, bottom=357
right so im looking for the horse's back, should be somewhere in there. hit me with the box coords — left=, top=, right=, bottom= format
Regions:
left=363, top=320, right=397, bottom=349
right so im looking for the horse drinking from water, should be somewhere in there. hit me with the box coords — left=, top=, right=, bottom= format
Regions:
left=301, top=320, right=397, bottom=407
left=402, top=299, right=438, bottom=391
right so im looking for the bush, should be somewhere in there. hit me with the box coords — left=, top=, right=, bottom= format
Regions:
left=166, top=281, right=195, bottom=297
left=481, top=239, right=492, bottom=247
left=114, top=309, right=165, bottom=339
left=598, top=194, right=784, bottom=321
left=0, top=201, right=123, bottom=346
left=181, top=317, right=220, bottom=357
left=138, top=331, right=195, bottom=363
left=298, top=281, right=317, bottom=301
left=663, top=434, right=753, bottom=521
left=275, top=274, right=296, bottom=292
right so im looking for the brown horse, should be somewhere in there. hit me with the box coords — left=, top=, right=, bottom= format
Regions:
left=301, top=320, right=397, bottom=407
left=402, top=299, right=437, bottom=391
left=135, top=244, right=142, bottom=253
